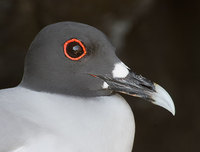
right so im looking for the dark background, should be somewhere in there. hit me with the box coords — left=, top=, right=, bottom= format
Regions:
left=0, top=0, right=199, bottom=151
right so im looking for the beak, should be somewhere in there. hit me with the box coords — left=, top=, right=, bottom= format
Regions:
left=91, top=72, right=175, bottom=115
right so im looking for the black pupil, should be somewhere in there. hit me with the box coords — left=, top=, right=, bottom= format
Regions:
left=66, top=42, right=84, bottom=58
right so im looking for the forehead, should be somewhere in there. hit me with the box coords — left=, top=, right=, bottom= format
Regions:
left=33, top=22, right=116, bottom=61
left=41, top=22, right=109, bottom=44
left=35, top=22, right=115, bottom=58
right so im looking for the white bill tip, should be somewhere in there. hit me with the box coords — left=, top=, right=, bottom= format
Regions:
left=152, top=83, right=175, bottom=115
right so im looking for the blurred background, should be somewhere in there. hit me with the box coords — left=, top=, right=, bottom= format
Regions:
left=0, top=0, right=199, bottom=151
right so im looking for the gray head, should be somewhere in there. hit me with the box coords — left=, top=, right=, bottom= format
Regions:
left=21, top=22, right=120, bottom=96
left=20, top=21, right=175, bottom=115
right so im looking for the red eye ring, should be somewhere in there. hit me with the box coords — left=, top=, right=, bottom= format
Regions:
left=64, top=38, right=87, bottom=61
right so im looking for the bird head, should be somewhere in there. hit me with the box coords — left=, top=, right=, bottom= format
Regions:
left=21, top=22, right=175, bottom=115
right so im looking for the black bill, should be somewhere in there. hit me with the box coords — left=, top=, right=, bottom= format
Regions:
left=91, top=72, right=175, bottom=115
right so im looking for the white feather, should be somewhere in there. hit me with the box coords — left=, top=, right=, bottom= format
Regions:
left=112, top=62, right=129, bottom=78
left=0, top=87, right=135, bottom=152
left=102, top=82, right=109, bottom=89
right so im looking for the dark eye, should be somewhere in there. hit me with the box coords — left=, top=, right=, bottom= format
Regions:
left=64, top=38, right=87, bottom=60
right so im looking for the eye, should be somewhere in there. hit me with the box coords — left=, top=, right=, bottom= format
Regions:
left=64, top=38, right=87, bottom=60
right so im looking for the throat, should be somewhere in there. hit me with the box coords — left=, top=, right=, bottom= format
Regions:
left=20, top=79, right=112, bottom=97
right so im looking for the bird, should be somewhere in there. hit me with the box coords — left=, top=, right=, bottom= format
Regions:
left=0, top=21, right=175, bottom=152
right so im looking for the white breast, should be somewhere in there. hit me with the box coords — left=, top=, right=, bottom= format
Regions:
left=0, top=87, right=135, bottom=152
